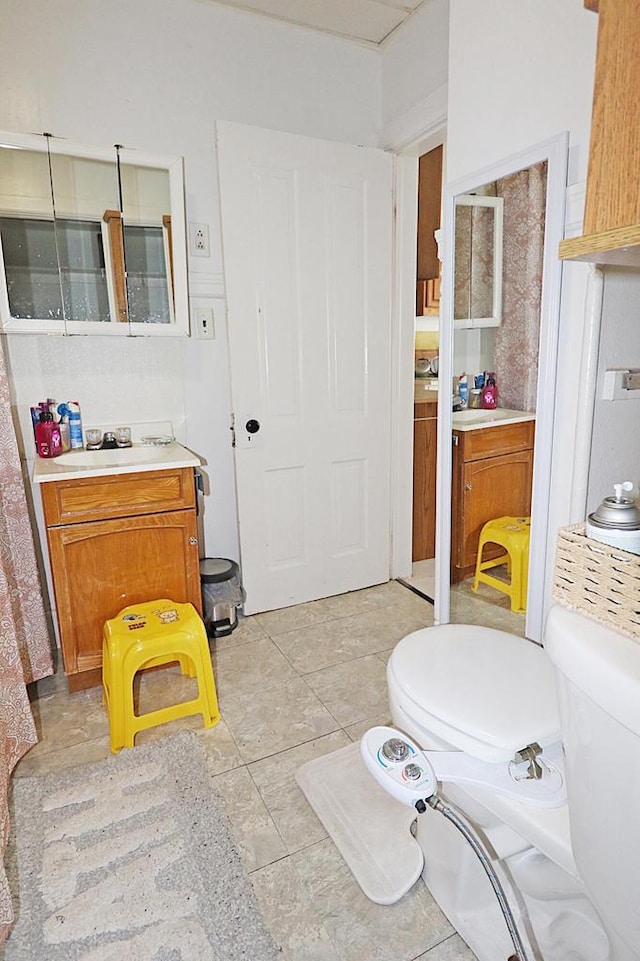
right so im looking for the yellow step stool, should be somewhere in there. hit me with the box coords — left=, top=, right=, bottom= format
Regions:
left=473, top=516, right=531, bottom=613
left=103, top=599, right=220, bottom=753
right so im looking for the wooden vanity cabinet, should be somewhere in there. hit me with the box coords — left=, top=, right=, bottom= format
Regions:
left=451, top=420, right=535, bottom=583
left=41, top=467, right=201, bottom=692
left=412, top=398, right=438, bottom=562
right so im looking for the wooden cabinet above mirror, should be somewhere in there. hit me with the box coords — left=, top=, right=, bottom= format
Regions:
left=0, top=132, right=189, bottom=335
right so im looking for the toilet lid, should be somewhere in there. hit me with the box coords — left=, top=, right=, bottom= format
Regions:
left=388, top=624, right=561, bottom=763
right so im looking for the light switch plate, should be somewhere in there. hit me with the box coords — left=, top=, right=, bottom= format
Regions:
left=194, top=306, right=215, bottom=340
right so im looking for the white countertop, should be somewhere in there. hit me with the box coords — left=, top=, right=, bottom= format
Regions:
left=452, top=408, right=535, bottom=432
left=33, top=441, right=201, bottom=484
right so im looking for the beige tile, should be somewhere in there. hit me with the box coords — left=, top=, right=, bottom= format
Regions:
left=304, top=655, right=389, bottom=728
left=377, top=647, right=395, bottom=666
left=249, top=730, right=352, bottom=854
left=255, top=601, right=336, bottom=637
left=135, top=663, right=198, bottom=714
left=214, top=636, right=298, bottom=703
left=415, top=934, right=477, bottom=960
left=28, top=685, right=110, bottom=756
left=222, top=676, right=339, bottom=763
left=293, top=840, right=454, bottom=961
left=13, top=735, right=111, bottom=777
left=272, top=617, right=390, bottom=676
left=212, top=765, right=287, bottom=872
left=314, top=582, right=412, bottom=619
left=250, top=857, right=341, bottom=961
left=343, top=713, right=393, bottom=743
left=210, top=612, right=268, bottom=652
left=198, top=718, right=244, bottom=776
left=273, top=600, right=432, bottom=677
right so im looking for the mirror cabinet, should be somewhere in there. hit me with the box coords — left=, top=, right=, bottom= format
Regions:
left=454, top=194, right=503, bottom=329
left=0, top=132, right=189, bottom=335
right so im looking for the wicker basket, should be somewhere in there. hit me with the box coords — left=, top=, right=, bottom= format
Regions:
left=553, top=523, right=640, bottom=641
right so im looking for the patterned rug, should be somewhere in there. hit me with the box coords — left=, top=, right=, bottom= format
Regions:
left=3, top=731, right=281, bottom=960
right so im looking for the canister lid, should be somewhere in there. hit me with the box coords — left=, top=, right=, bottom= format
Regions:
left=199, top=557, right=239, bottom=583
left=588, top=482, right=640, bottom=531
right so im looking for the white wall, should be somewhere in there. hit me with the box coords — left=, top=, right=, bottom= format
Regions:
left=380, top=0, right=449, bottom=146
left=446, top=1, right=597, bottom=188
left=1, top=0, right=381, bottom=591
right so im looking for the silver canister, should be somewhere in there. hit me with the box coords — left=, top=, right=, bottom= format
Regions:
left=586, top=482, right=640, bottom=555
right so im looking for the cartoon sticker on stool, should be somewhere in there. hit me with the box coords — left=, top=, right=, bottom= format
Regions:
left=157, top=609, right=179, bottom=624
left=122, top=613, right=147, bottom=630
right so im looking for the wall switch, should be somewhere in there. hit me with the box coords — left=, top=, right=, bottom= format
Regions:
left=189, top=222, right=210, bottom=257
left=194, top=306, right=215, bottom=340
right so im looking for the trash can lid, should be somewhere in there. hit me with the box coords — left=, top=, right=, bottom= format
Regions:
left=199, top=557, right=240, bottom=583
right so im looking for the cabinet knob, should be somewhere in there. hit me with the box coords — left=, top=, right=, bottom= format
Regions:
left=189, top=536, right=198, bottom=546
left=465, top=483, right=473, bottom=491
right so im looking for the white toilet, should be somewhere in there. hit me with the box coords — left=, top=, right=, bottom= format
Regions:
left=386, top=607, right=640, bottom=961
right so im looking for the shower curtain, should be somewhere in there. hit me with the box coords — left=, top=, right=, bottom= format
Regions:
left=494, top=161, right=548, bottom=412
left=0, top=338, right=54, bottom=939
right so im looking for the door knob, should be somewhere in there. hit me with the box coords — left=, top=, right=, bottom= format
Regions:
left=465, top=482, right=473, bottom=491
left=246, top=419, right=260, bottom=434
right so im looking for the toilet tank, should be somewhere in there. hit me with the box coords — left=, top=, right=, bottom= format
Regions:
left=544, top=605, right=640, bottom=957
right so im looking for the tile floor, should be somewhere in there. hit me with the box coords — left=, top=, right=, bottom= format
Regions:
left=14, top=577, right=525, bottom=961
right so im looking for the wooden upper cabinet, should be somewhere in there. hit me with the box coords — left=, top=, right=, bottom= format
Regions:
left=560, top=0, right=640, bottom=265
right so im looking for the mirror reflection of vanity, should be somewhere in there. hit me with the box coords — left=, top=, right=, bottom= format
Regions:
left=0, top=132, right=188, bottom=335
left=454, top=194, right=503, bottom=329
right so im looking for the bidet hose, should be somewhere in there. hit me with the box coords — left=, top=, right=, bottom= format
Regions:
left=427, top=794, right=534, bottom=961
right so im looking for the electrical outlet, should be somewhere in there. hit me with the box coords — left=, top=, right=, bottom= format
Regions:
left=189, top=222, right=210, bottom=257
left=194, top=306, right=215, bottom=340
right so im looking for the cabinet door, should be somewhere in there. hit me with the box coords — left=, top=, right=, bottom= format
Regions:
left=458, top=449, right=533, bottom=575
left=412, top=413, right=437, bottom=562
left=47, top=509, right=200, bottom=687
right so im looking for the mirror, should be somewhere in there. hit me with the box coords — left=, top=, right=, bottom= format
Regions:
left=0, top=147, right=59, bottom=321
left=0, top=132, right=189, bottom=335
left=453, top=194, right=503, bottom=328
left=446, top=157, right=551, bottom=642
left=119, top=159, right=174, bottom=326
left=48, top=151, right=121, bottom=324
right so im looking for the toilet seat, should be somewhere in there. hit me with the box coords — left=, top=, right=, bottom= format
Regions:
left=387, top=624, right=576, bottom=874
left=387, top=624, right=561, bottom=763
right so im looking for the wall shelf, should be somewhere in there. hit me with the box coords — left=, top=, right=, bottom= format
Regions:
left=559, top=224, right=640, bottom=267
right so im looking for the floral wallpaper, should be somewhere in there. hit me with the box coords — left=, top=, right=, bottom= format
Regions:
left=494, top=161, right=548, bottom=412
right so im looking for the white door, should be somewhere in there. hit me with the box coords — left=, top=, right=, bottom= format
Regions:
left=217, top=121, right=393, bottom=614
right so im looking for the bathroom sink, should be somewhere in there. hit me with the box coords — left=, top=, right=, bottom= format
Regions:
left=452, top=408, right=536, bottom=431
left=452, top=410, right=496, bottom=425
left=55, top=446, right=166, bottom=468
left=34, top=441, right=200, bottom=483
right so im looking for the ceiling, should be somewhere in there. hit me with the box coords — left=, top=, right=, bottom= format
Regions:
left=206, top=0, right=427, bottom=46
